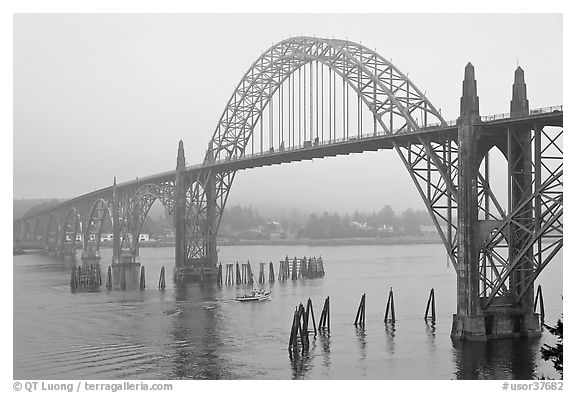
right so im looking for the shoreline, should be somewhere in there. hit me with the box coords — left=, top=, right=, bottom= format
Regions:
left=13, top=236, right=443, bottom=255
left=137, top=236, right=442, bottom=248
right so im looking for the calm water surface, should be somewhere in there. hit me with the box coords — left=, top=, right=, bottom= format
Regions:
left=13, top=244, right=562, bottom=379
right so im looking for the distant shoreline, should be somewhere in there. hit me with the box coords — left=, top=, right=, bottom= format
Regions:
left=136, top=236, right=442, bottom=248
left=13, top=236, right=443, bottom=255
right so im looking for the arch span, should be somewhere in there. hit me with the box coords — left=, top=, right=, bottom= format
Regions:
left=119, top=183, right=174, bottom=257
left=61, top=207, right=82, bottom=255
left=186, top=36, right=455, bottom=265
left=44, top=213, right=59, bottom=251
left=33, top=217, right=44, bottom=243
left=83, top=198, right=112, bottom=259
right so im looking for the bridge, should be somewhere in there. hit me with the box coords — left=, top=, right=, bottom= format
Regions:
left=13, top=37, right=563, bottom=341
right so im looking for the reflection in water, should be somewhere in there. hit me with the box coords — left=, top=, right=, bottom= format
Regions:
left=318, top=332, right=331, bottom=369
left=14, top=244, right=562, bottom=379
left=425, top=321, right=437, bottom=355
left=289, top=348, right=313, bottom=379
left=110, top=265, right=140, bottom=290
left=355, top=326, right=367, bottom=361
left=384, top=322, right=396, bottom=354
left=169, top=283, right=230, bottom=379
left=453, top=338, right=539, bottom=379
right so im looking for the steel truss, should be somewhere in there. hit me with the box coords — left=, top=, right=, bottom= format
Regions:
left=84, top=198, right=111, bottom=255
left=61, top=207, right=81, bottom=254
left=481, top=124, right=563, bottom=307
left=118, top=181, right=175, bottom=257
left=186, top=36, right=450, bottom=265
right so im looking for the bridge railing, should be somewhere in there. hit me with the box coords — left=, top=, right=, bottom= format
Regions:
left=424, top=119, right=458, bottom=128
left=188, top=105, right=562, bottom=170
left=480, top=105, right=563, bottom=122
left=197, top=122, right=459, bottom=169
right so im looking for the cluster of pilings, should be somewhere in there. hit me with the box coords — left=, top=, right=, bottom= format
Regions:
left=348, top=287, right=549, bottom=328
left=289, top=298, right=318, bottom=356
left=101, top=265, right=149, bottom=291
left=70, top=263, right=102, bottom=290
left=221, top=261, right=256, bottom=285
left=278, top=256, right=325, bottom=281
left=218, top=257, right=325, bottom=285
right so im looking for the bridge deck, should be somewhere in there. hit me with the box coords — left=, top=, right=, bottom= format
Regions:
left=16, top=108, right=562, bottom=221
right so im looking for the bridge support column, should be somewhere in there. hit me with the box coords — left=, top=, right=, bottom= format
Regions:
left=112, top=177, right=121, bottom=264
left=204, top=169, right=218, bottom=268
left=451, top=63, right=485, bottom=340
left=507, top=67, right=539, bottom=336
left=174, top=140, right=187, bottom=270
left=451, top=64, right=541, bottom=340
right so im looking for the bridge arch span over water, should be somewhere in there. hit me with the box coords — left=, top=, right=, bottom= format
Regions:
left=13, top=37, right=562, bottom=341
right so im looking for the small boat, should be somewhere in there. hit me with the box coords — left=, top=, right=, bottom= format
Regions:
left=236, top=289, right=271, bottom=302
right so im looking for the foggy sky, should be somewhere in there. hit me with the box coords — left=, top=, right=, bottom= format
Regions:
left=13, top=14, right=562, bottom=215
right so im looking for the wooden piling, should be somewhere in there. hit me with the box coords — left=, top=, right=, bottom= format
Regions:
left=258, top=263, right=265, bottom=284
left=298, top=303, right=309, bottom=352
left=247, top=261, right=253, bottom=284
left=319, top=296, right=330, bottom=332
left=291, top=257, right=298, bottom=280
left=327, top=296, right=330, bottom=332
left=534, top=284, right=545, bottom=325
left=158, top=266, right=166, bottom=289
left=225, top=264, right=233, bottom=285
left=355, top=293, right=366, bottom=326
left=288, top=307, right=299, bottom=350
left=306, top=297, right=317, bottom=336
left=106, top=266, right=112, bottom=289
left=234, top=262, right=240, bottom=284
left=384, top=287, right=395, bottom=323
left=139, top=266, right=146, bottom=289
left=269, top=262, right=275, bottom=282
left=217, top=263, right=223, bottom=285
left=424, top=288, right=436, bottom=321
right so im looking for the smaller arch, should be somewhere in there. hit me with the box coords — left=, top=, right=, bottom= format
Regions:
left=32, top=217, right=44, bottom=243
left=84, top=198, right=112, bottom=257
left=44, top=213, right=60, bottom=250
left=61, top=207, right=82, bottom=254
left=119, top=183, right=174, bottom=257
left=21, top=220, right=33, bottom=242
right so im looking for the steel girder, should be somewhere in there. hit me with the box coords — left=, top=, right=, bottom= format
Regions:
left=187, top=36, right=449, bottom=264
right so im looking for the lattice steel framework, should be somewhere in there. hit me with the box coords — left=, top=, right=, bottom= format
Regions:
left=187, top=36, right=458, bottom=265
left=481, top=124, right=563, bottom=307
left=84, top=198, right=111, bottom=256
left=61, top=207, right=82, bottom=254
left=119, top=181, right=175, bottom=257
left=44, top=212, right=59, bottom=251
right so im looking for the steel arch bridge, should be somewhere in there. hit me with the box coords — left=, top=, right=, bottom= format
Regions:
left=14, top=37, right=562, bottom=341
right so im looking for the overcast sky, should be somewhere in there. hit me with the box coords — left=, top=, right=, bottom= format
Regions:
left=13, top=13, right=562, bottom=215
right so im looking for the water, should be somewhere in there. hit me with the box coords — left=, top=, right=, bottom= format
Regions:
left=13, top=244, right=563, bottom=379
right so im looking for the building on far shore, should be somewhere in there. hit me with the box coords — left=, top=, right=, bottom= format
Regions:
left=419, top=225, right=446, bottom=236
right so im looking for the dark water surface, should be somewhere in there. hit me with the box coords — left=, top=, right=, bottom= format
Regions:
left=13, top=244, right=562, bottom=379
